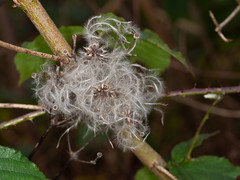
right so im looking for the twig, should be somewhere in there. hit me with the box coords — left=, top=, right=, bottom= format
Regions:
left=29, top=115, right=62, bottom=160
left=54, top=132, right=102, bottom=180
left=173, top=97, right=240, bottom=118
left=0, top=110, right=45, bottom=129
left=0, top=103, right=43, bottom=110
left=0, top=40, right=68, bottom=63
left=163, top=85, right=240, bottom=98
left=186, top=98, right=221, bottom=160
left=209, top=11, right=230, bottom=42
left=28, top=121, right=54, bottom=160
left=209, top=5, right=240, bottom=42
left=74, top=131, right=101, bottom=155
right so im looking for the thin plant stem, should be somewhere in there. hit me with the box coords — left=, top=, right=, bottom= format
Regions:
left=0, top=110, right=45, bottom=130
left=163, top=85, right=240, bottom=98
left=0, top=103, right=43, bottom=110
left=186, top=98, right=221, bottom=160
left=29, top=115, right=62, bottom=161
left=28, top=122, right=54, bottom=160
left=209, top=5, right=240, bottom=42
left=216, top=5, right=240, bottom=31
left=75, top=131, right=101, bottom=155
left=54, top=132, right=102, bottom=180
left=0, top=40, right=68, bottom=63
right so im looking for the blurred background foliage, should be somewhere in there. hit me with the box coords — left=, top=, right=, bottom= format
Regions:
left=0, top=0, right=240, bottom=179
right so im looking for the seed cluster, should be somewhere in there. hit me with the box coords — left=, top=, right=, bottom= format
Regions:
left=33, top=16, right=164, bottom=150
left=93, top=83, right=116, bottom=98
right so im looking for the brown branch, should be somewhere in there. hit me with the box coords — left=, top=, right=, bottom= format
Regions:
left=29, top=115, right=63, bottom=160
left=0, top=103, right=43, bottom=110
left=163, top=85, right=240, bottom=98
left=13, top=0, right=71, bottom=64
left=209, top=5, right=240, bottom=43
left=0, top=40, right=68, bottom=63
left=28, top=121, right=54, bottom=160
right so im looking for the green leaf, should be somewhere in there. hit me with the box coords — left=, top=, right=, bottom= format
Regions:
left=171, top=132, right=218, bottom=163
left=0, top=145, right=47, bottom=180
left=135, top=167, right=159, bottom=180
left=168, top=156, right=240, bottom=180
left=100, top=12, right=124, bottom=21
left=59, top=26, right=84, bottom=44
left=14, top=39, right=52, bottom=85
left=14, top=26, right=84, bottom=84
left=132, top=29, right=188, bottom=72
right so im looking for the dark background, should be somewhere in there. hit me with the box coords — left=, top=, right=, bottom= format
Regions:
left=0, top=0, right=240, bottom=179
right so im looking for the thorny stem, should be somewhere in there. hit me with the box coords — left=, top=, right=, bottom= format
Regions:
left=186, top=98, right=221, bottom=160
left=0, top=110, right=45, bottom=130
left=0, top=40, right=68, bottom=63
left=163, top=85, right=240, bottom=98
left=13, top=0, right=71, bottom=63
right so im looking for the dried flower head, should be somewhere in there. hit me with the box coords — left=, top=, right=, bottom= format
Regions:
left=33, top=15, right=164, bottom=150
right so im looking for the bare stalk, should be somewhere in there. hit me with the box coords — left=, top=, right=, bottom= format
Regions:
left=163, top=85, right=240, bottom=98
left=28, top=121, right=53, bottom=160
left=0, top=103, right=43, bottom=110
left=53, top=132, right=102, bottom=180
left=186, top=98, right=221, bottom=160
left=209, top=5, right=240, bottom=42
left=0, top=40, right=68, bottom=63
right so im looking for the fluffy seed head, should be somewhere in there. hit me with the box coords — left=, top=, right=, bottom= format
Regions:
left=33, top=16, right=164, bottom=150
